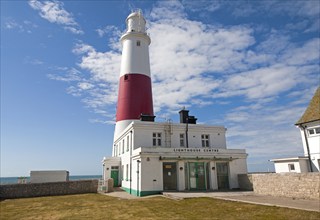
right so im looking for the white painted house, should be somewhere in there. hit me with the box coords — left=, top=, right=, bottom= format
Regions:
left=101, top=11, right=248, bottom=196
left=271, top=87, right=320, bottom=173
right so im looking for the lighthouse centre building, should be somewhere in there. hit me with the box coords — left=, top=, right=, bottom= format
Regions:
left=102, top=11, right=248, bottom=196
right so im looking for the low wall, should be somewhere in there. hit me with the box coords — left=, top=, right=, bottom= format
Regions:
left=238, top=173, right=320, bottom=200
left=0, top=180, right=98, bottom=199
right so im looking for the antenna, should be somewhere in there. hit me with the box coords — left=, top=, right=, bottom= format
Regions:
left=128, top=3, right=135, bottom=12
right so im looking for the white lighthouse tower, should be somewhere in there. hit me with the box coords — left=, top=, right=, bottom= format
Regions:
left=114, top=10, right=154, bottom=141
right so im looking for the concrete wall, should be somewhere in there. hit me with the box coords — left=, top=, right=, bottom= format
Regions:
left=30, top=170, right=69, bottom=183
left=0, top=180, right=98, bottom=199
left=228, top=158, right=248, bottom=189
left=238, top=173, right=320, bottom=200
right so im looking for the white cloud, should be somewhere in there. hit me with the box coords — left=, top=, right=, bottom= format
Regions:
left=47, top=67, right=82, bottom=82
left=73, top=43, right=121, bottom=83
left=182, top=0, right=220, bottom=12
left=28, top=0, right=83, bottom=34
left=4, top=18, right=37, bottom=33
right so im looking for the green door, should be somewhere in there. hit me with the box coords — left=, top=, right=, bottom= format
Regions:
left=111, top=170, right=119, bottom=187
left=189, top=162, right=206, bottom=190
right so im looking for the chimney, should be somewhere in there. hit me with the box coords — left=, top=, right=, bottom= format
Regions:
left=179, top=109, right=197, bottom=124
left=140, top=114, right=156, bottom=122
left=179, top=109, right=189, bottom=123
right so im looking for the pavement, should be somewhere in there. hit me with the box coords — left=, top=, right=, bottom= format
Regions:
left=162, top=191, right=320, bottom=212
left=103, top=188, right=320, bottom=212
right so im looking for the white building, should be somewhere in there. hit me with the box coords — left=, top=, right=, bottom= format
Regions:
left=102, top=11, right=248, bottom=196
left=271, top=87, right=320, bottom=173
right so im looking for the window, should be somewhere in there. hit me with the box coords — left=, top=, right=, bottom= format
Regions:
left=136, top=40, right=141, bottom=46
left=201, top=134, right=210, bottom=147
left=124, top=74, right=129, bottom=80
left=122, top=139, right=125, bottom=154
left=308, top=127, right=320, bottom=136
left=180, top=134, right=184, bottom=147
left=288, top=164, right=295, bottom=171
left=127, top=136, right=129, bottom=152
left=153, top=133, right=162, bottom=146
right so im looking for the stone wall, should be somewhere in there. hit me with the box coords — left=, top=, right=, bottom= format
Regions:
left=0, top=180, right=98, bottom=199
left=238, top=173, right=320, bottom=200
left=238, top=174, right=253, bottom=191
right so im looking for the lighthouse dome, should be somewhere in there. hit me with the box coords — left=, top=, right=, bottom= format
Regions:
left=126, top=10, right=146, bottom=33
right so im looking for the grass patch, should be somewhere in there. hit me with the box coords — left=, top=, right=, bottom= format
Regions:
left=1, top=193, right=319, bottom=219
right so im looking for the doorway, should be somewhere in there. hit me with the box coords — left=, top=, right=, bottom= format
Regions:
left=163, top=162, right=177, bottom=190
left=111, top=166, right=119, bottom=187
left=188, top=162, right=206, bottom=190
left=216, top=162, right=229, bottom=190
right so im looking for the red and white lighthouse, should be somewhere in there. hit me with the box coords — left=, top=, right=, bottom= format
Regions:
left=114, top=10, right=154, bottom=139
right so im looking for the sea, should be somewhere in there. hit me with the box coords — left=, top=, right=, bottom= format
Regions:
left=0, top=175, right=102, bottom=185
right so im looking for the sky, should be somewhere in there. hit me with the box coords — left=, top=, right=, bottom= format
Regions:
left=1, top=0, right=319, bottom=177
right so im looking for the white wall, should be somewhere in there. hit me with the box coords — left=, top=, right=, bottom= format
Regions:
left=209, top=161, right=218, bottom=190
left=298, top=121, right=320, bottom=172
left=177, top=161, right=185, bottom=190
left=30, top=170, right=69, bottom=183
left=274, top=161, right=303, bottom=173
left=228, top=158, right=248, bottom=189
left=130, top=121, right=227, bottom=149
left=140, top=157, right=163, bottom=192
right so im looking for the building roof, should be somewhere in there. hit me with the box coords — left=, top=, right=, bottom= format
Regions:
left=295, top=87, right=320, bottom=125
left=270, top=156, right=309, bottom=162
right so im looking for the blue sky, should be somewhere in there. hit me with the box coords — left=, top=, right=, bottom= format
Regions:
left=1, top=0, right=319, bottom=177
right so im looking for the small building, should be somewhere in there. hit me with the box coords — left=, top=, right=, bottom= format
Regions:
left=103, top=110, right=248, bottom=196
left=270, top=157, right=309, bottom=173
left=30, top=170, right=69, bottom=183
left=271, top=87, right=320, bottom=173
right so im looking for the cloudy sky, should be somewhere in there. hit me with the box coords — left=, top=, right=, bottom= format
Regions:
left=1, top=0, right=319, bottom=176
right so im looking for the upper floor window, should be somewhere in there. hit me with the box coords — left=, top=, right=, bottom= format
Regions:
left=201, top=134, right=210, bottom=147
left=122, top=139, right=125, bottom=154
left=153, top=133, right=162, bottom=146
left=308, top=127, right=320, bottom=136
left=137, top=40, right=141, bottom=46
left=126, top=136, right=130, bottom=152
left=180, top=134, right=184, bottom=147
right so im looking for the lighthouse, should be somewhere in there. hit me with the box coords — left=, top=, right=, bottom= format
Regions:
left=101, top=10, right=248, bottom=196
left=114, top=10, right=154, bottom=140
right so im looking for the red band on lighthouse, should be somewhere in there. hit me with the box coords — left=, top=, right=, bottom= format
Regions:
left=116, top=73, right=154, bottom=122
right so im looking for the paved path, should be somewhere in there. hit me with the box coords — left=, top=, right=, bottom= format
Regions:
left=103, top=189, right=320, bottom=212
left=162, top=192, right=320, bottom=212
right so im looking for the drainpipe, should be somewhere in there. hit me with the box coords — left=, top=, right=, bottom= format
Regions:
left=300, top=125, right=313, bottom=172
left=186, top=117, right=189, bottom=148
left=130, top=131, right=133, bottom=194
left=137, top=160, right=141, bottom=196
